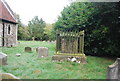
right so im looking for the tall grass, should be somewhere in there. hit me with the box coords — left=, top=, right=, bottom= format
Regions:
left=0, top=41, right=115, bottom=79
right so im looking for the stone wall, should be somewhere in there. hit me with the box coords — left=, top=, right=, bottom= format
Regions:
left=0, top=21, right=17, bottom=47
left=0, top=73, right=20, bottom=80
left=0, top=21, right=2, bottom=46
left=107, top=58, right=120, bottom=80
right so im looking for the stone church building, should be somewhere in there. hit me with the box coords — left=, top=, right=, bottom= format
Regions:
left=0, top=0, right=17, bottom=47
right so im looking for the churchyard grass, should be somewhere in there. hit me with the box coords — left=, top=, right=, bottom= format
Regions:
left=0, top=41, right=115, bottom=79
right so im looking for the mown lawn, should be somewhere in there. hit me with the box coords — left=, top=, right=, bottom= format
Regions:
left=0, top=41, right=115, bottom=79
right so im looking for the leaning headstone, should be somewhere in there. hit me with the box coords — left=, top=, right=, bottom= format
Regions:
left=25, top=47, right=32, bottom=52
left=0, top=53, right=7, bottom=66
left=0, top=73, right=20, bottom=80
left=107, top=58, right=120, bottom=81
left=38, top=47, right=48, bottom=57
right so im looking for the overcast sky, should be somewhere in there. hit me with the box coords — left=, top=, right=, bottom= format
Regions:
left=5, top=0, right=70, bottom=25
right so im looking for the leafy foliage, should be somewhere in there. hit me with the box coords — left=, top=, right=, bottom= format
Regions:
left=28, top=16, right=46, bottom=40
left=44, top=24, right=54, bottom=41
left=16, top=14, right=55, bottom=41
left=14, top=13, right=24, bottom=40
left=18, top=26, right=31, bottom=40
left=54, top=2, right=95, bottom=31
left=54, top=2, right=120, bottom=57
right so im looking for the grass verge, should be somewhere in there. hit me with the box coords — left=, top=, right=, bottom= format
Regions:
left=0, top=41, right=115, bottom=79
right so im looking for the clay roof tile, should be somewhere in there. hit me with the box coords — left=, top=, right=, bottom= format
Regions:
left=0, top=0, right=17, bottom=23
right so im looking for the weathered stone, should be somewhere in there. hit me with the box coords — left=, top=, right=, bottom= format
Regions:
left=0, top=52, right=7, bottom=66
left=16, top=53, right=21, bottom=57
left=61, top=39, right=66, bottom=53
left=25, top=47, right=32, bottom=52
left=107, top=58, right=120, bottom=80
left=68, top=42, right=73, bottom=53
left=0, top=73, right=20, bottom=80
left=38, top=47, right=48, bottom=57
left=118, top=58, right=120, bottom=81
left=52, top=55, right=67, bottom=62
left=52, top=55, right=87, bottom=64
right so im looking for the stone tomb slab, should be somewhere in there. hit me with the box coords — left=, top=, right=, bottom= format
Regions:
left=52, top=55, right=87, bottom=64
left=0, top=73, right=20, bottom=80
left=0, top=52, right=7, bottom=66
left=25, top=47, right=32, bottom=52
left=38, top=47, right=48, bottom=57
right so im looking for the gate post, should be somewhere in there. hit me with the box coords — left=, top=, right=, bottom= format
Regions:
left=56, top=31, right=60, bottom=53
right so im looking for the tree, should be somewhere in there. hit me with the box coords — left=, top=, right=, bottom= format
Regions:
left=84, top=2, right=120, bottom=56
left=54, top=2, right=120, bottom=57
left=14, top=13, right=29, bottom=40
left=14, top=13, right=23, bottom=40
left=54, top=2, right=95, bottom=31
left=44, top=23, right=54, bottom=41
left=28, top=16, right=46, bottom=40
left=18, top=26, right=31, bottom=40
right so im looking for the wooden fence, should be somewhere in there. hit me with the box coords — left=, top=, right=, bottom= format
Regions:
left=55, top=30, right=85, bottom=56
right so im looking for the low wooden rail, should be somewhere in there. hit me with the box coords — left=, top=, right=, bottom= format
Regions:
left=55, top=30, right=85, bottom=56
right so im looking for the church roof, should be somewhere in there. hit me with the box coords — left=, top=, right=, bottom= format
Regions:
left=0, top=0, right=17, bottom=23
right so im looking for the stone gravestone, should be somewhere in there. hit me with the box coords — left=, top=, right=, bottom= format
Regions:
left=16, top=53, right=21, bottom=57
left=38, top=47, right=48, bottom=57
left=0, top=52, right=7, bottom=66
left=0, top=73, right=20, bottom=81
left=25, top=47, right=32, bottom=52
left=107, top=58, right=120, bottom=81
